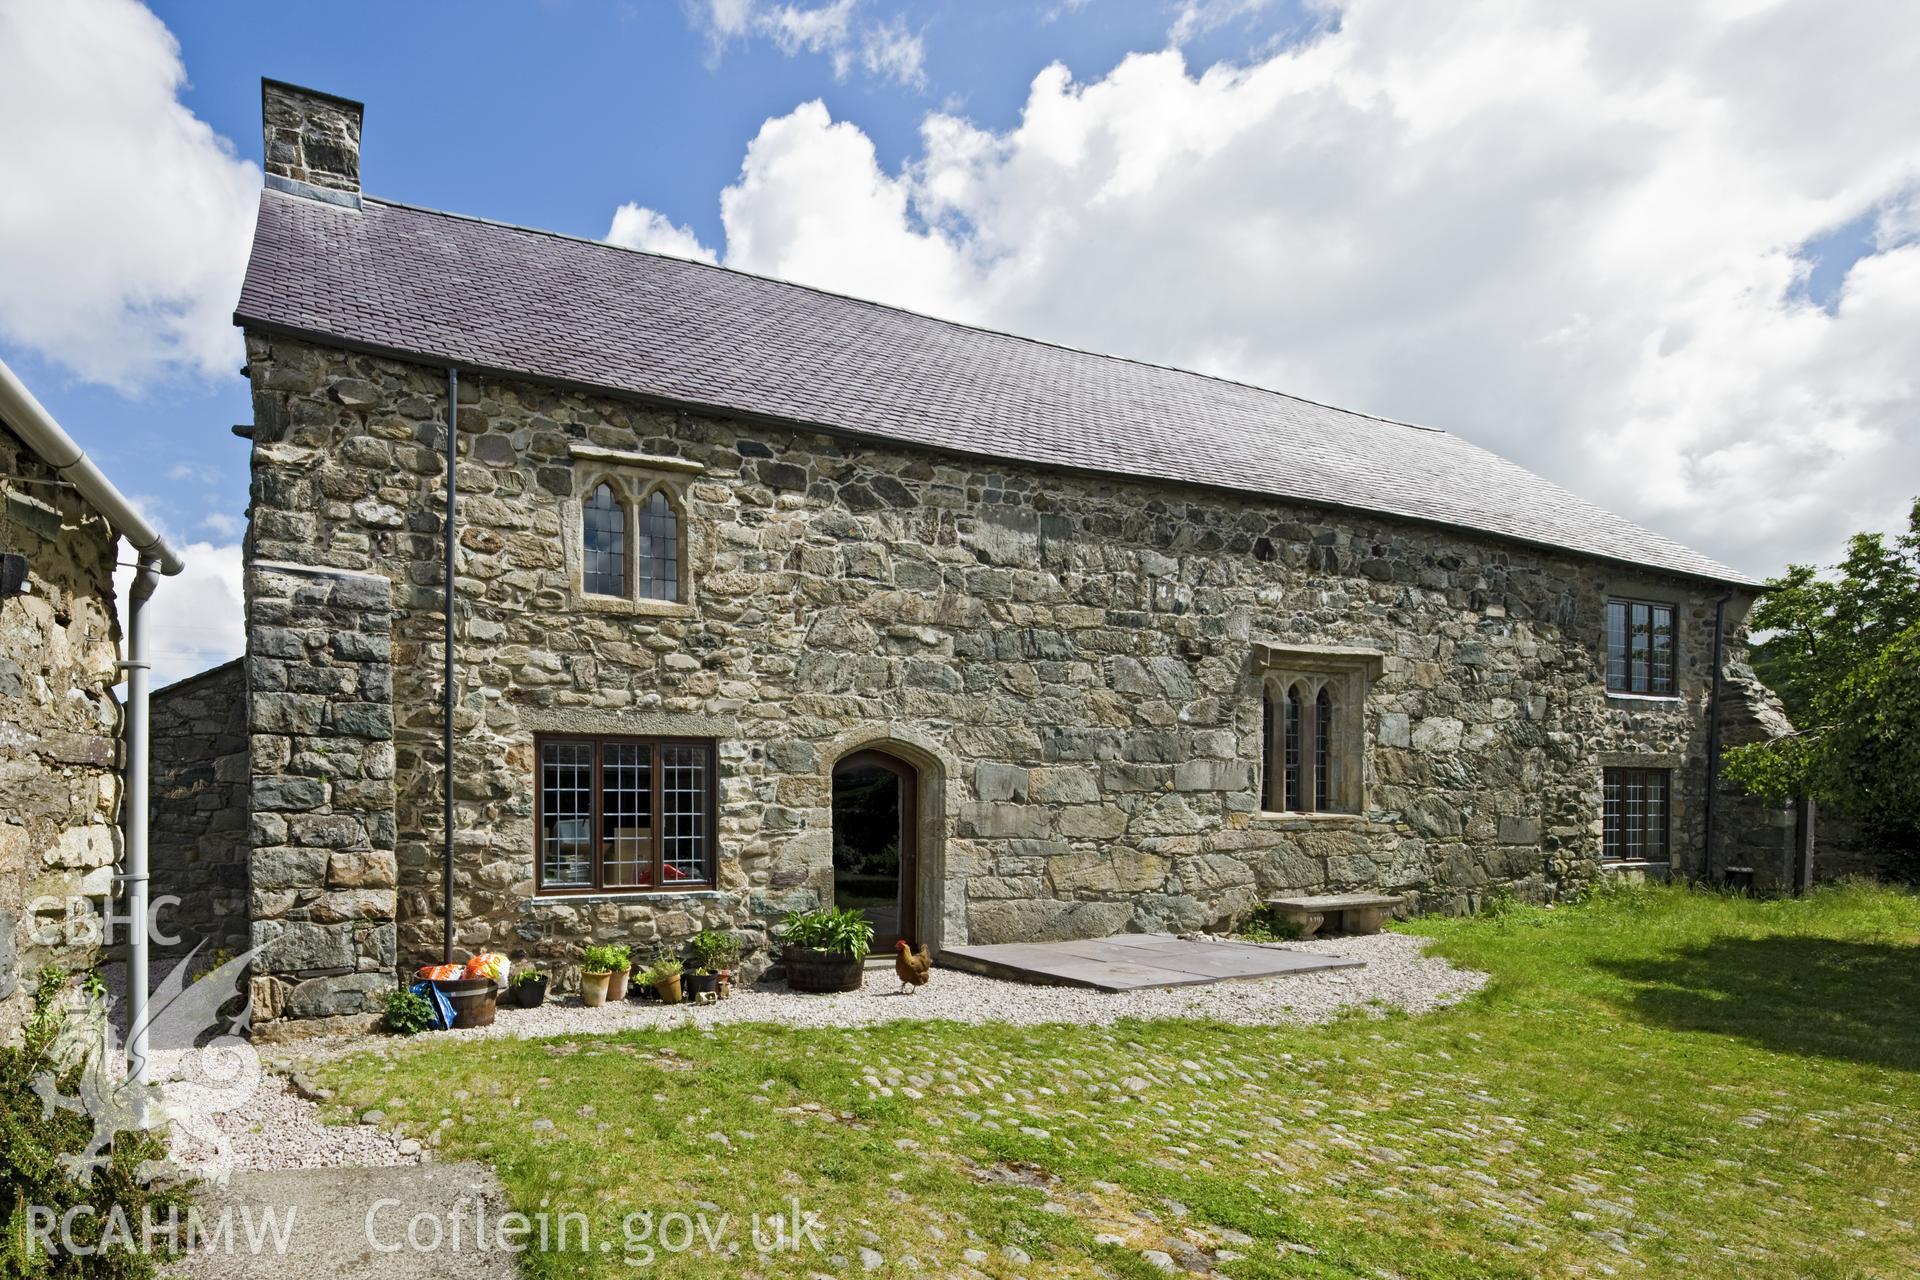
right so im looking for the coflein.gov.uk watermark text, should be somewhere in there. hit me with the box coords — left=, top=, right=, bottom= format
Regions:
left=29, top=1199, right=828, bottom=1265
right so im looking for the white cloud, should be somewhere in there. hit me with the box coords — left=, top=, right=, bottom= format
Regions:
left=0, top=0, right=257, bottom=391
left=605, top=204, right=719, bottom=262
left=113, top=537, right=244, bottom=688
left=644, top=0, right=1920, bottom=578
left=691, top=0, right=925, bottom=88
left=859, top=16, right=926, bottom=89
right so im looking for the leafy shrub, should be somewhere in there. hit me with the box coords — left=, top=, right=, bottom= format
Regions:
left=581, top=944, right=631, bottom=975
left=1240, top=908, right=1305, bottom=943
left=512, top=970, right=544, bottom=987
left=686, top=930, right=740, bottom=974
left=1, top=967, right=195, bottom=1279
left=781, top=907, right=875, bottom=962
left=641, top=958, right=684, bottom=984
left=382, top=988, right=436, bottom=1036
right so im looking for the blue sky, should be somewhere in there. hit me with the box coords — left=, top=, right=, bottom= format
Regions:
left=5, top=0, right=1320, bottom=576
left=4, top=0, right=1917, bottom=683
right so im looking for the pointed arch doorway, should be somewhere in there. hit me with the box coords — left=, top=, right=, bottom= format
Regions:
left=831, top=749, right=920, bottom=950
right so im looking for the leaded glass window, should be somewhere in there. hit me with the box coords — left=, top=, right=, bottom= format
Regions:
left=637, top=490, right=680, bottom=602
left=583, top=483, right=626, bottom=596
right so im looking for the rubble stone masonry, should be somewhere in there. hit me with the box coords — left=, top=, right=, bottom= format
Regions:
left=0, top=423, right=123, bottom=1038
left=236, top=332, right=1785, bottom=1018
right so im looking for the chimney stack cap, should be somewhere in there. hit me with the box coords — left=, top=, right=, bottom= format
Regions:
left=261, top=78, right=363, bottom=208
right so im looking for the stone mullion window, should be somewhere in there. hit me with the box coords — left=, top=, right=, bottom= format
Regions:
left=536, top=734, right=715, bottom=894
left=582, top=481, right=628, bottom=597
left=1314, top=686, right=1333, bottom=811
left=1283, top=686, right=1303, bottom=810
left=1606, top=598, right=1676, bottom=695
left=635, top=487, right=683, bottom=603
left=1254, top=643, right=1383, bottom=818
left=1603, top=767, right=1670, bottom=861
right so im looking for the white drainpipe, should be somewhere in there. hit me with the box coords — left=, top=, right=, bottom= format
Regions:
left=0, top=357, right=183, bottom=1086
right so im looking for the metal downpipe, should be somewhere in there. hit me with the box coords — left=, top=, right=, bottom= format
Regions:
left=443, top=368, right=458, bottom=964
left=123, top=558, right=160, bottom=1087
left=1702, top=588, right=1735, bottom=884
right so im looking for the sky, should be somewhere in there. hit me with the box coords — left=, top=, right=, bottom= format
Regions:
left=2, top=0, right=1917, bottom=685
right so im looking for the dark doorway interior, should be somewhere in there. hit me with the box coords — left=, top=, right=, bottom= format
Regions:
left=831, top=750, right=917, bottom=950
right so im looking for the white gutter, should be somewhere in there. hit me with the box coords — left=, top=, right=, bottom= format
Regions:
left=0, top=356, right=185, bottom=1087
left=0, top=359, right=184, bottom=574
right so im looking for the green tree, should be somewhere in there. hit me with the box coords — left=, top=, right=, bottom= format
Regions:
left=1725, top=499, right=1920, bottom=872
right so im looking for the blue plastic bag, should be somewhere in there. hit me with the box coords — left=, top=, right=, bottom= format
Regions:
left=410, top=980, right=455, bottom=1031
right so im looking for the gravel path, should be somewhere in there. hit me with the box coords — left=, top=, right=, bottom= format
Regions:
left=211, top=933, right=1484, bottom=1174
left=267, top=932, right=1483, bottom=1058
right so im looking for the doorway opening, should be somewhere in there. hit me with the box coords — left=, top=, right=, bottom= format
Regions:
left=831, top=750, right=918, bottom=951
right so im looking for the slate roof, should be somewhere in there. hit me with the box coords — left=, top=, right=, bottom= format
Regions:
left=235, top=189, right=1754, bottom=585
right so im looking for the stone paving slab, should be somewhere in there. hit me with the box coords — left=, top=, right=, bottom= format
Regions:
left=940, top=933, right=1363, bottom=992
left=164, top=1163, right=519, bottom=1279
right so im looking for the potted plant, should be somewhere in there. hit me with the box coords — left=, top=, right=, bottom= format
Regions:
left=580, top=943, right=627, bottom=1008
left=608, top=945, right=635, bottom=1001
left=781, top=906, right=873, bottom=993
left=685, top=930, right=740, bottom=999
left=513, top=969, right=548, bottom=1009
left=644, top=958, right=684, bottom=1005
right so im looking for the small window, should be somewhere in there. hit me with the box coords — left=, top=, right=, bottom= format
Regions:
left=582, top=483, right=627, bottom=596
left=538, top=736, right=716, bottom=893
left=1603, top=768, right=1670, bottom=861
left=1606, top=598, right=1675, bottom=694
left=1314, top=686, right=1333, bottom=811
left=636, top=489, right=680, bottom=602
left=1283, top=686, right=1303, bottom=811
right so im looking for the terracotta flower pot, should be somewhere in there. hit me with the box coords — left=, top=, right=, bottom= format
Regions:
left=581, top=970, right=611, bottom=1008
left=653, top=974, right=682, bottom=1005
left=607, top=966, right=631, bottom=1002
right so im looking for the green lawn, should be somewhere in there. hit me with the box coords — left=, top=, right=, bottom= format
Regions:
left=318, top=882, right=1920, bottom=1278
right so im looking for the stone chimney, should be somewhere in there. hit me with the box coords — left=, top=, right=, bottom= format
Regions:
left=261, top=79, right=363, bottom=207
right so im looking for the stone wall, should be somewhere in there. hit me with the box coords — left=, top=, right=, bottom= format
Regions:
left=149, top=659, right=250, bottom=966
left=243, top=561, right=397, bottom=1022
left=238, top=332, right=1758, bottom=1007
left=0, top=422, right=123, bottom=1039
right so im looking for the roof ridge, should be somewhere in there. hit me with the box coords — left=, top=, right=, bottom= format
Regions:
left=348, top=190, right=1450, bottom=438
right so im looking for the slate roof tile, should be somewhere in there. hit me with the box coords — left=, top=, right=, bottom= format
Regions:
left=235, top=189, right=1753, bottom=585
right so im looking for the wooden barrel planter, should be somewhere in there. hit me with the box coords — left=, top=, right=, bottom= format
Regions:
left=432, top=978, right=498, bottom=1029
left=784, top=946, right=864, bottom=993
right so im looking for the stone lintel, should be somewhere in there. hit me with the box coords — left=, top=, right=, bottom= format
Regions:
left=1251, top=640, right=1385, bottom=678
left=568, top=443, right=706, bottom=474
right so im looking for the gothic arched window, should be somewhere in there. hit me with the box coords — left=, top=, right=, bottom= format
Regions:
left=1261, top=687, right=1277, bottom=811
left=636, top=489, right=681, bottom=602
left=1314, top=686, right=1333, bottom=812
left=582, top=482, right=626, bottom=596
left=1283, top=685, right=1303, bottom=812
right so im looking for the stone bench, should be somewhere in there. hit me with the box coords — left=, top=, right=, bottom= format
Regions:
left=1266, top=893, right=1404, bottom=938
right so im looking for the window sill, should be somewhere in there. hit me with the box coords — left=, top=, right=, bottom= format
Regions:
left=1251, top=810, right=1369, bottom=827
left=531, top=888, right=727, bottom=906
left=1604, top=691, right=1682, bottom=705
left=572, top=594, right=696, bottom=618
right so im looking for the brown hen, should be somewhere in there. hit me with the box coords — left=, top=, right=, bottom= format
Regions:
left=893, top=940, right=932, bottom=994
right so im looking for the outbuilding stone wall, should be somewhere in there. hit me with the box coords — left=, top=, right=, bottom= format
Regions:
left=0, top=423, right=123, bottom=1039
left=149, top=659, right=250, bottom=967
left=235, top=333, right=1767, bottom=1014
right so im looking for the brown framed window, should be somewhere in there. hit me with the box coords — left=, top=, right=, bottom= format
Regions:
left=1603, top=768, right=1670, bottom=861
left=536, top=735, right=716, bottom=893
left=1606, top=598, right=1676, bottom=694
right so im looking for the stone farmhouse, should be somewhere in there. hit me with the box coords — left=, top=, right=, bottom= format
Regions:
left=152, top=81, right=1811, bottom=1027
